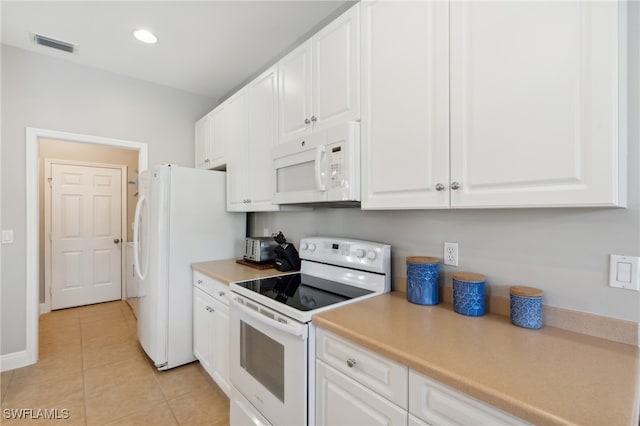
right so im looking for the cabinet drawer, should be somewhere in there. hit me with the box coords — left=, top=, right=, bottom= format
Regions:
left=409, top=370, right=529, bottom=426
left=193, top=271, right=229, bottom=305
left=316, top=328, right=408, bottom=409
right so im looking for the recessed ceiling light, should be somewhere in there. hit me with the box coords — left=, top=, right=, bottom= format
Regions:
left=133, top=29, right=157, bottom=44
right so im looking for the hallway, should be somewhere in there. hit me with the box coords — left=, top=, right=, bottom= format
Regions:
left=1, top=301, right=229, bottom=425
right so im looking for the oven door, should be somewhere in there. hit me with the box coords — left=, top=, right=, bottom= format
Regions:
left=229, top=294, right=308, bottom=426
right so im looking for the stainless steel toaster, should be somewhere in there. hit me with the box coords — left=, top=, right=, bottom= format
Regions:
left=243, top=237, right=278, bottom=263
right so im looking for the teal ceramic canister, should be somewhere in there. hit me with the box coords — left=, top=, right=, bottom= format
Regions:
left=406, top=257, right=440, bottom=305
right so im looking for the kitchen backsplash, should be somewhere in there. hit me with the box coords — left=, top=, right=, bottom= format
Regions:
left=249, top=205, right=640, bottom=325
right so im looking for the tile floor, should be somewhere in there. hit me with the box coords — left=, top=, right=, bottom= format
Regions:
left=1, top=301, right=230, bottom=425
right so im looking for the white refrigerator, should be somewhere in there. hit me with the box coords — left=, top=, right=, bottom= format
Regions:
left=133, top=164, right=245, bottom=370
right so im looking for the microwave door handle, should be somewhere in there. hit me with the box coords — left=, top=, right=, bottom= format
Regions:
left=315, top=145, right=326, bottom=192
left=231, top=296, right=307, bottom=339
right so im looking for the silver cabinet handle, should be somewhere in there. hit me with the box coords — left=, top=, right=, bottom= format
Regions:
left=346, top=358, right=356, bottom=368
left=206, top=306, right=214, bottom=312
left=304, top=118, right=311, bottom=124
left=310, top=115, right=317, bottom=122
left=197, top=280, right=203, bottom=284
left=204, top=159, right=210, bottom=163
left=435, top=183, right=445, bottom=191
left=218, top=291, right=225, bottom=297
left=451, top=182, right=461, bottom=190
left=114, top=238, right=120, bottom=244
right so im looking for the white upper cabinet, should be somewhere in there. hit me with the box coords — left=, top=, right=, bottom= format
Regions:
left=362, top=0, right=627, bottom=210
left=227, top=66, right=280, bottom=212
left=449, top=1, right=626, bottom=208
left=225, top=90, right=249, bottom=211
left=195, top=105, right=226, bottom=170
left=278, top=3, right=360, bottom=143
left=361, top=0, right=450, bottom=209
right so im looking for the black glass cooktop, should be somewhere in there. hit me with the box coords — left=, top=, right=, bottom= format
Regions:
left=234, top=273, right=373, bottom=311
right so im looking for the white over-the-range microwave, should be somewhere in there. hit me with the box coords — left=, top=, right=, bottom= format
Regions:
left=272, top=121, right=360, bottom=205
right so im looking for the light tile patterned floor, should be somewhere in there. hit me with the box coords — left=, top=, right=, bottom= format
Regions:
left=1, top=301, right=230, bottom=425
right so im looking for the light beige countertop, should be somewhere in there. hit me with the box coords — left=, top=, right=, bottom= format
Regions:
left=192, top=259, right=295, bottom=284
left=312, top=292, right=640, bottom=426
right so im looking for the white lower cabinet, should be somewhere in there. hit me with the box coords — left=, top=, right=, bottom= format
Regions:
left=192, top=271, right=231, bottom=397
left=315, top=328, right=529, bottom=426
left=315, top=328, right=408, bottom=425
left=316, top=360, right=407, bottom=426
left=409, top=370, right=529, bottom=426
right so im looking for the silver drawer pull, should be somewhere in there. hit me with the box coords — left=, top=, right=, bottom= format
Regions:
left=219, top=291, right=225, bottom=297
left=346, top=358, right=356, bottom=368
left=197, top=280, right=203, bottom=284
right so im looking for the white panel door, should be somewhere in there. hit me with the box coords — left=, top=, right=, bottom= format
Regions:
left=449, top=0, right=625, bottom=207
left=312, top=3, right=360, bottom=130
left=361, top=0, right=450, bottom=210
left=51, top=163, right=122, bottom=309
left=278, top=39, right=313, bottom=142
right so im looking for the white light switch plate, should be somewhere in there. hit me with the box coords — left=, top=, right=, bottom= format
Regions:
left=609, top=255, right=640, bottom=291
left=2, top=229, right=14, bottom=244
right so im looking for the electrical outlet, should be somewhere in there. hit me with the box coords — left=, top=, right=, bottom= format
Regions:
left=444, top=242, right=459, bottom=266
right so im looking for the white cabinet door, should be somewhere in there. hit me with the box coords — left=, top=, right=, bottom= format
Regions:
left=227, top=67, right=280, bottom=212
left=312, top=3, right=360, bottom=130
left=246, top=66, right=280, bottom=211
left=449, top=0, right=626, bottom=208
left=278, top=4, right=360, bottom=144
left=278, top=40, right=313, bottom=142
left=194, top=116, right=209, bottom=169
left=211, top=298, right=230, bottom=397
left=361, top=0, right=450, bottom=210
left=194, top=105, right=226, bottom=170
left=193, top=286, right=213, bottom=375
left=225, top=90, right=250, bottom=211
left=208, top=105, right=226, bottom=169
left=316, top=360, right=408, bottom=426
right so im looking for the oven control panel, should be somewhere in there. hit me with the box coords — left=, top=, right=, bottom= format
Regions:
left=299, top=237, right=390, bottom=274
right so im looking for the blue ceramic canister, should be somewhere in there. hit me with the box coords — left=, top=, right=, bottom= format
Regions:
left=452, top=272, right=486, bottom=316
left=406, top=257, right=440, bottom=305
left=510, top=286, right=543, bottom=329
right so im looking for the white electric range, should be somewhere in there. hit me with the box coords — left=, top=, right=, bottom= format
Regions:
left=228, top=237, right=391, bottom=426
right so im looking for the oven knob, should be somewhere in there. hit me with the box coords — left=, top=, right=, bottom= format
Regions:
left=367, top=250, right=377, bottom=260
left=301, top=242, right=308, bottom=251
left=355, top=249, right=365, bottom=258
left=308, top=243, right=316, bottom=252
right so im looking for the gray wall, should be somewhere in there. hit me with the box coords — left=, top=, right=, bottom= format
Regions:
left=1, top=45, right=216, bottom=355
left=251, top=3, right=640, bottom=324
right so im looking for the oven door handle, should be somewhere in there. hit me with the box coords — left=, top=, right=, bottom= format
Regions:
left=231, top=296, right=308, bottom=339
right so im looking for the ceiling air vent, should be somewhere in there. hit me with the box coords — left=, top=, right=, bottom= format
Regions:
left=32, top=33, right=76, bottom=53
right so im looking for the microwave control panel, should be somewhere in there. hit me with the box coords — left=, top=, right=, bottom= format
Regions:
left=328, top=143, right=345, bottom=189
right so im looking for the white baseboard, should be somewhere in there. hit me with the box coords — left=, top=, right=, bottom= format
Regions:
left=39, top=303, right=50, bottom=314
left=0, top=350, right=36, bottom=372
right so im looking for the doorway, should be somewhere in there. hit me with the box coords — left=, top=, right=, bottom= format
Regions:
left=39, top=137, right=139, bottom=313
left=18, top=127, right=148, bottom=371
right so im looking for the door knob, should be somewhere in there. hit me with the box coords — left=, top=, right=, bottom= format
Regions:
left=114, top=238, right=120, bottom=244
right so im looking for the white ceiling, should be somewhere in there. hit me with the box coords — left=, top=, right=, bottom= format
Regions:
left=1, top=1, right=352, bottom=100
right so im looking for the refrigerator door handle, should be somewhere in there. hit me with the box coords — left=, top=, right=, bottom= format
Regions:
left=133, top=194, right=149, bottom=281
